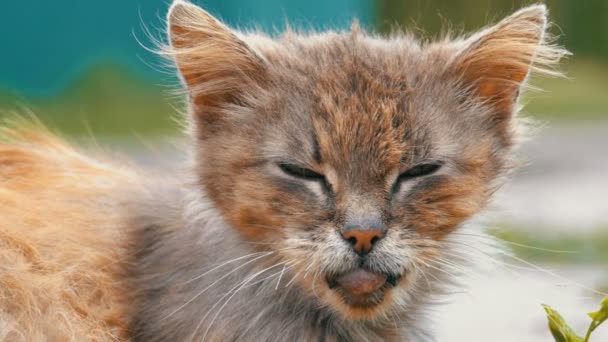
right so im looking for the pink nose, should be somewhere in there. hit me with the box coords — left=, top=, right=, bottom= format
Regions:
left=341, top=228, right=385, bottom=255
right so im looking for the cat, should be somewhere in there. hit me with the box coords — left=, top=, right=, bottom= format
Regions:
left=0, top=1, right=567, bottom=341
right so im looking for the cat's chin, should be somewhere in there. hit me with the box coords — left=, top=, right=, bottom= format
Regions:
left=325, top=269, right=402, bottom=319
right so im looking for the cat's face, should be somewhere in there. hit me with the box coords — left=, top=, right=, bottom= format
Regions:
left=167, top=2, right=564, bottom=320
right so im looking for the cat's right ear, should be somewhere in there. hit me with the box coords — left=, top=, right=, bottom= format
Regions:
left=166, top=1, right=266, bottom=122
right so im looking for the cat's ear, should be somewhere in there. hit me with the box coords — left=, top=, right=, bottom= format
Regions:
left=452, top=4, right=566, bottom=120
left=166, top=1, right=266, bottom=119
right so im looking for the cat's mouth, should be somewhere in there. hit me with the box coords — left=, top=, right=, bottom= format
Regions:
left=326, top=269, right=401, bottom=308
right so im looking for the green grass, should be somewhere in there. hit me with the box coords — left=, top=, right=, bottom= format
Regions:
left=524, top=59, right=608, bottom=122
left=489, top=226, right=608, bottom=265
left=0, top=64, right=181, bottom=137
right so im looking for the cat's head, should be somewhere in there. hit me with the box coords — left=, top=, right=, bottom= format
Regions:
left=166, top=0, right=565, bottom=320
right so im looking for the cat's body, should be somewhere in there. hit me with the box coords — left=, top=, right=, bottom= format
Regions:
left=0, top=1, right=566, bottom=341
left=0, top=129, right=434, bottom=341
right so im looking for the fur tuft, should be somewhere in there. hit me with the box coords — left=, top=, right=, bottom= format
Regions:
left=0, top=117, right=137, bottom=341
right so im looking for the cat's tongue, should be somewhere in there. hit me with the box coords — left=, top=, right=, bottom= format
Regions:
left=335, top=269, right=387, bottom=296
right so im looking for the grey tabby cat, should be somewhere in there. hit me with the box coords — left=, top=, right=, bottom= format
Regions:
left=129, top=1, right=566, bottom=341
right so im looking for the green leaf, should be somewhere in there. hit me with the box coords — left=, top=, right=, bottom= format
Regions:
left=543, top=304, right=584, bottom=342
left=583, top=296, right=608, bottom=342
left=588, top=296, right=608, bottom=321
left=588, top=310, right=604, bottom=322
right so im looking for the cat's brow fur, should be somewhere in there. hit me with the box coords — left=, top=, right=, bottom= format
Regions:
left=0, top=1, right=566, bottom=341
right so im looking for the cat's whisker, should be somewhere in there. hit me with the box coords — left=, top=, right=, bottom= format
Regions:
left=311, top=269, right=321, bottom=300
left=410, top=258, right=442, bottom=284
left=246, top=241, right=287, bottom=246
left=238, top=262, right=299, bottom=293
left=411, top=263, right=434, bottom=291
left=413, top=248, right=479, bottom=278
left=198, top=261, right=289, bottom=342
left=213, top=261, right=300, bottom=297
left=436, top=239, right=522, bottom=270
left=435, top=246, right=578, bottom=288
left=284, top=268, right=304, bottom=289
left=275, top=263, right=288, bottom=290
left=498, top=251, right=608, bottom=296
left=441, top=244, right=605, bottom=296
left=437, top=239, right=503, bottom=259
left=162, top=251, right=275, bottom=321
left=425, top=258, right=464, bottom=279
left=195, top=264, right=298, bottom=337
left=301, top=259, right=316, bottom=280
left=183, top=251, right=274, bottom=285
left=450, top=231, right=580, bottom=254
left=431, top=252, right=481, bottom=275
left=434, top=262, right=481, bottom=284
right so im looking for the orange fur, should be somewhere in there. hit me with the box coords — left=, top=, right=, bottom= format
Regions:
left=0, top=120, right=135, bottom=341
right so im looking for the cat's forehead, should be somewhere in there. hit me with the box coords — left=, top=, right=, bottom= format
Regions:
left=257, top=32, right=439, bottom=175
left=255, top=30, right=424, bottom=84
left=308, top=62, right=415, bottom=177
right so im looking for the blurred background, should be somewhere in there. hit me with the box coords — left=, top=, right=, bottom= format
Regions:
left=0, top=1, right=606, bottom=340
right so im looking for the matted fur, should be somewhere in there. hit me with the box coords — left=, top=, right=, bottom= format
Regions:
left=0, top=2, right=567, bottom=341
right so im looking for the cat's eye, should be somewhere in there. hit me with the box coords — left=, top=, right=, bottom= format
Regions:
left=278, top=163, right=325, bottom=181
left=400, top=163, right=442, bottom=179
left=392, top=163, right=442, bottom=192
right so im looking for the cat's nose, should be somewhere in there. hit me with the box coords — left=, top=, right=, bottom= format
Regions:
left=341, top=223, right=386, bottom=256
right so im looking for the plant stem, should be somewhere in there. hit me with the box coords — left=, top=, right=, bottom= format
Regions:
left=584, top=321, right=598, bottom=342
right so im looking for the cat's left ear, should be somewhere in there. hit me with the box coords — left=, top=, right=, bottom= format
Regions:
left=452, top=4, right=566, bottom=119
left=166, top=0, right=267, bottom=128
